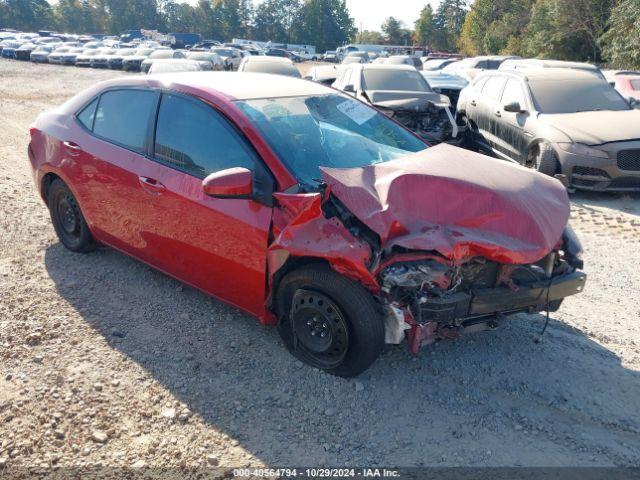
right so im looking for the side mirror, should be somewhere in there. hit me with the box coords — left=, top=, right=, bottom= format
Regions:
left=504, top=101, right=524, bottom=113
left=202, top=167, right=252, bottom=198
left=343, top=84, right=355, bottom=93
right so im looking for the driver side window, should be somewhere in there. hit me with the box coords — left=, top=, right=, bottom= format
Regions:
left=153, top=93, right=257, bottom=179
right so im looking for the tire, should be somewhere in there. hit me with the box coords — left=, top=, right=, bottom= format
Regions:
left=535, top=143, right=559, bottom=176
left=47, top=179, right=96, bottom=253
left=276, top=264, right=385, bottom=377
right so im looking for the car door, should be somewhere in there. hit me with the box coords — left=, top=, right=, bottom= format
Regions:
left=134, top=92, right=274, bottom=316
left=477, top=75, right=507, bottom=152
left=463, top=76, right=488, bottom=144
left=66, top=88, right=161, bottom=254
left=494, top=78, right=530, bottom=163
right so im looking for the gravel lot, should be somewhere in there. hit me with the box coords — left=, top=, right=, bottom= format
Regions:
left=1, top=60, right=640, bottom=472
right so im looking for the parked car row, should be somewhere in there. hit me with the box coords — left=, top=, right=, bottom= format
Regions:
left=300, top=51, right=640, bottom=191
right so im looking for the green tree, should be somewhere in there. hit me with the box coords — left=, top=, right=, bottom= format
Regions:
left=458, top=0, right=532, bottom=55
left=253, top=0, right=302, bottom=43
left=381, top=16, right=411, bottom=45
left=414, top=4, right=436, bottom=47
left=297, top=0, right=355, bottom=51
left=601, top=0, right=640, bottom=68
left=162, top=1, right=200, bottom=33
left=555, top=0, right=614, bottom=62
left=2, top=0, right=55, bottom=31
left=103, top=0, right=164, bottom=32
left=358, top=29, right=384, bottom=44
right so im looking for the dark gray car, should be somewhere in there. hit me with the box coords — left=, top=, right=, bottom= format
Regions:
left=457, top=68, right=640, bottom=191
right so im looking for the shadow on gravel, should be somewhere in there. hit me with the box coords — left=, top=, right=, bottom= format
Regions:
left=44, top=243, right=640, bottom=466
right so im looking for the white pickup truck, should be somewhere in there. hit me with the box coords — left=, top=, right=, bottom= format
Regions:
left=293, top=50, right=318, bottom=61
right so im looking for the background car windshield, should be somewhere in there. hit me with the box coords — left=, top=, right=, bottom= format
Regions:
left=236, top=94, right=427, bottom=188
left=529, top=78, right=631, bottom=113
left=363, top=69, right=432, bottom=92
left=213, top=49, right=234, bottom=56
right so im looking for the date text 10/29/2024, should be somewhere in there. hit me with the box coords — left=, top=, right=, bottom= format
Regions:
left=233, top=469, right=400, bottom=478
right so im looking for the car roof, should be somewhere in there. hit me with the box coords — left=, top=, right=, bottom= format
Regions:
left=501, top=58, right=599, bottom=70
left=99, top=72, right=334, bottom=101
left=360, top=64, right=417, bottom=72
left=243, top=56, right=292, bottom=64
left=478, top=68, right=604, bottom=82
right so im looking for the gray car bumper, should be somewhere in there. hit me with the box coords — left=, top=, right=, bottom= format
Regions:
left=557, top=141, right=640, bottom=191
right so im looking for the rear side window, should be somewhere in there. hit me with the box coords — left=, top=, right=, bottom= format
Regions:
left=482, top=76, right=507, bottom=101
left=93, top=90, right=157, bottom=151
left=77, top=98, right=98, bottom=130
left=631, top=79, right=640, bottom=91
left=153, top=94, right=256, bottom=178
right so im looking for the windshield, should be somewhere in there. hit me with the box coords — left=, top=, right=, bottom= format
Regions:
left=213, top=49, right=234, bottom=57
left=363, top=69, right=432, bottom=92
left=235, top=94, right=427, bottom=188
left=529, top=78, right=631, bottom=113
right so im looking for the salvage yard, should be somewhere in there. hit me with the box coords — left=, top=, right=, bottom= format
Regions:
left=1, top=60, right=640, bottom=470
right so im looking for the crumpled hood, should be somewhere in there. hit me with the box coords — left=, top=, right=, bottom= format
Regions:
left=541, top=110, right=640, bottom=145
left=366, top=90, right=445, bottom=110
left=321, top=144, right=570, bottom=265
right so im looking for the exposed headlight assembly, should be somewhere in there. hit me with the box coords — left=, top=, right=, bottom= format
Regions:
left=557, top=142, right=609, bottom=159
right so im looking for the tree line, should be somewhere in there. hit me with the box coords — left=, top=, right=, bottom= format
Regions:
left=367, top=0, right=638, bottom=69
left=440, top=0, right=637, bottom=68
left=1, top=0, right=638, bottom=67
left=0, top=0, right=356, bottom=51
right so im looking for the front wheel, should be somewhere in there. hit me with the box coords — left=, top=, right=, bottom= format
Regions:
left=276, top=264, right=384, bottom=377
left=534, top=142, right=559, bottom=176
left=47, top=179, right=96, bottom=253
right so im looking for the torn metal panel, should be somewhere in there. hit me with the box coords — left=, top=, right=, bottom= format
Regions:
left=267, top=192, right=377, bottom=295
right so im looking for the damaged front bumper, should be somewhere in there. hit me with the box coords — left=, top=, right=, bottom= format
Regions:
left=384, top=268, right=586, bottom=354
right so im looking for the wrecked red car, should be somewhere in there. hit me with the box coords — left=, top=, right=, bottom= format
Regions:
left=28, top=73, right=586, bottom=376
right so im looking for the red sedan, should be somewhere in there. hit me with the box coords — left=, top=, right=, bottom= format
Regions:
left=29, top=72, right=586, bottom=376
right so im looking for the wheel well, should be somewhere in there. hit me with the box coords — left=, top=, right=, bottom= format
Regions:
left=526, top=141, right=543, bottom=167
left=41, top=173, right=61, bottom=202
left=269, top=256, right=330, bottom=316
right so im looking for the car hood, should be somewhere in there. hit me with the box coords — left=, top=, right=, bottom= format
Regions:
left=366, top=90, right=446, bottom=110
left=320, top=144, right=570, bottom=265
left=421, top=72, right=468, bottom=90
left=124, top=56, right=146, bottom=61
left=540, top=110, right=640, bottom=145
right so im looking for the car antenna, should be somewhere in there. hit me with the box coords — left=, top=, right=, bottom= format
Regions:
left=534, top=276, right=554, bottom=344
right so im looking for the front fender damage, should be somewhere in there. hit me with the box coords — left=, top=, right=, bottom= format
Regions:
left=265, top=145, right=584, bottom=352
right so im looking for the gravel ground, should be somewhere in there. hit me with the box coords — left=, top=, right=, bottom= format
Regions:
left=1, top=60, right=640, bottom=472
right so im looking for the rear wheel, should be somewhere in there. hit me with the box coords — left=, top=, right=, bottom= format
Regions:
left=276, top=264, right=384, bottom=377
left=534, top=142, right=559, bottom=176
left=47, top=179, right=96, bottom=253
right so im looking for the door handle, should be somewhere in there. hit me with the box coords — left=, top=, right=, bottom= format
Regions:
left=495, top=110, right=502, bottom=117
left=470, top=100, right=477, bottom=107
left=63, top=141, right=82, bottom=156
left=138, top=176, right=166, bottom=194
